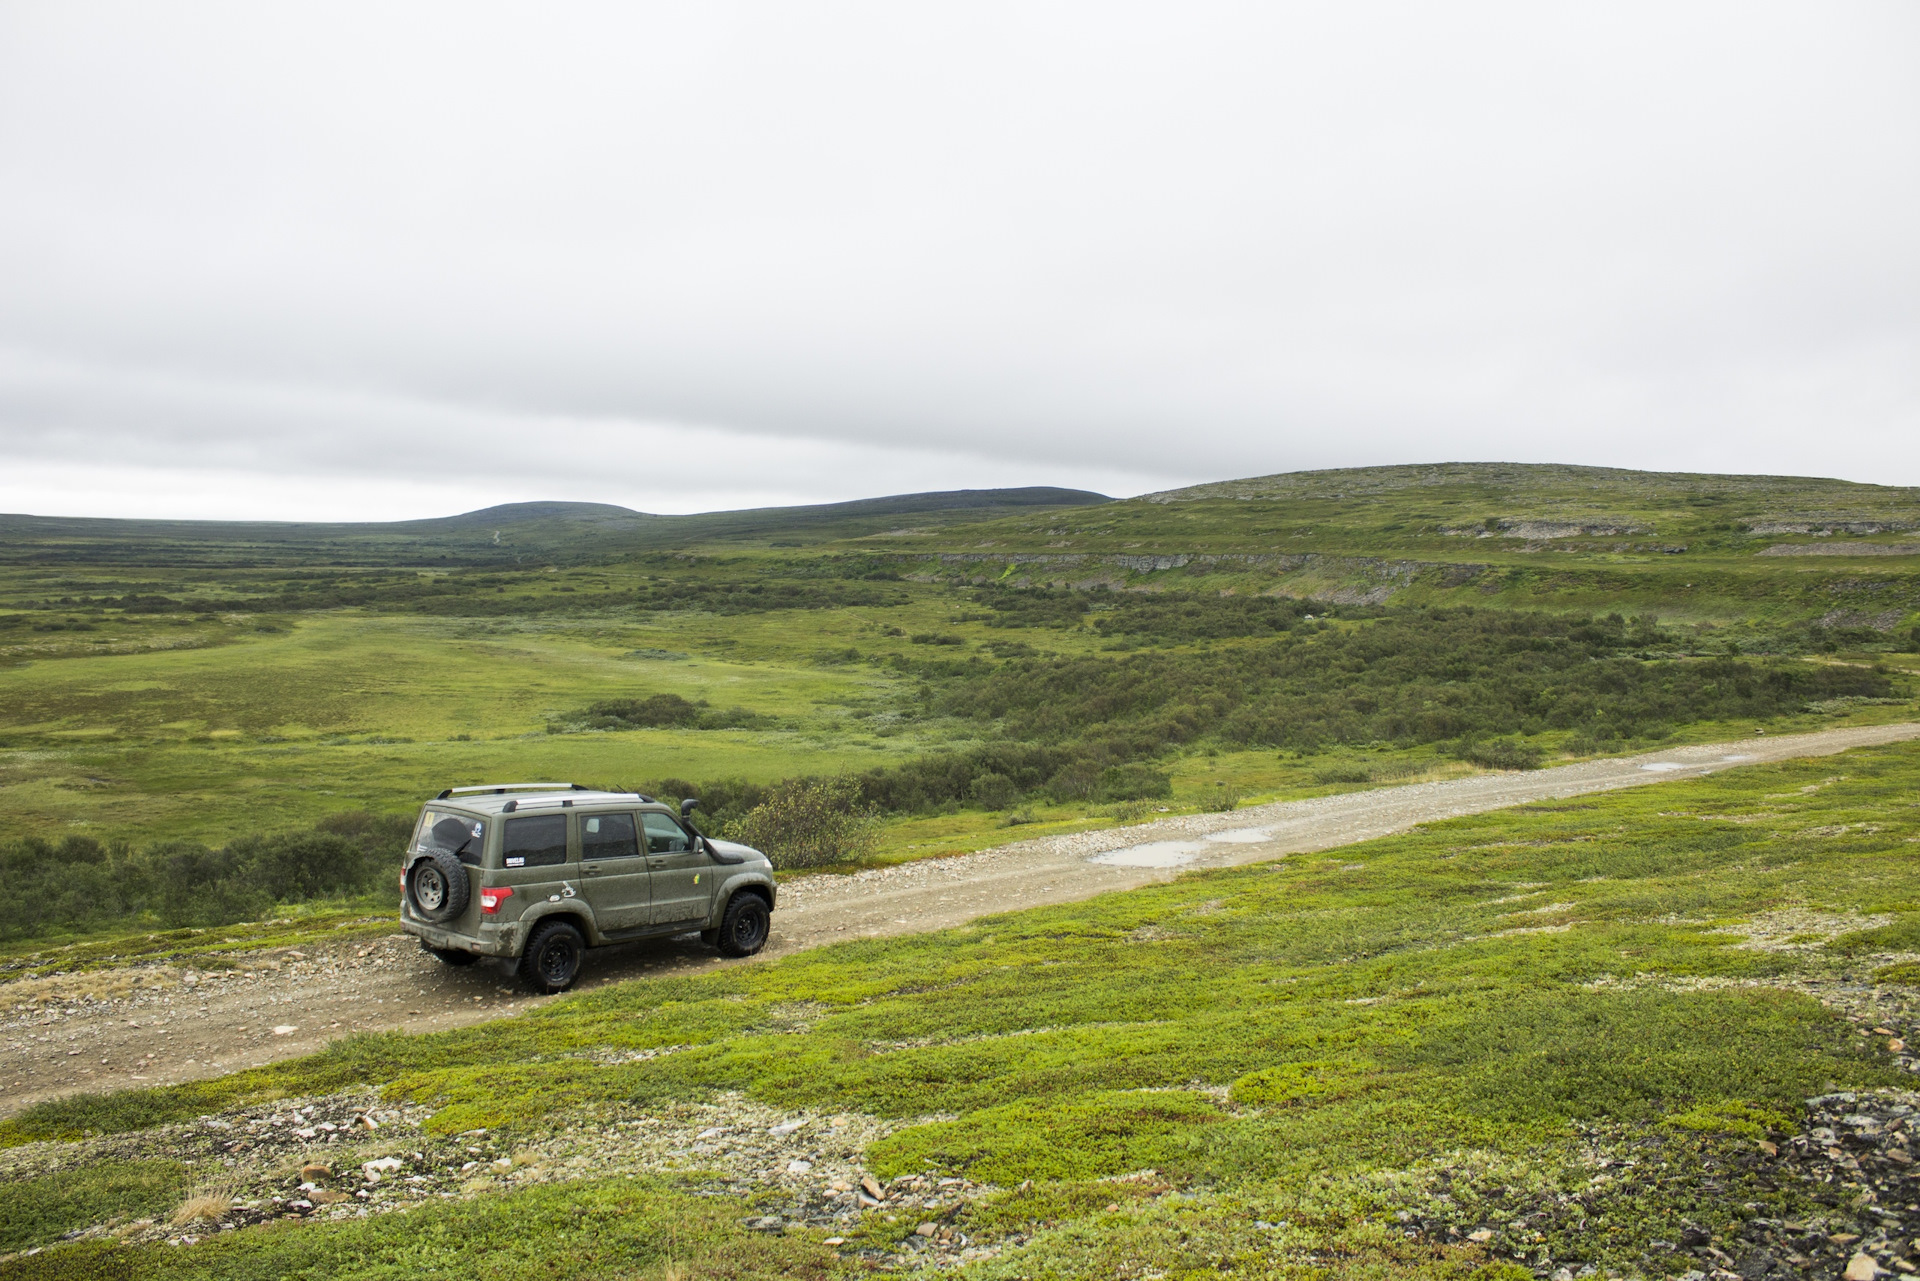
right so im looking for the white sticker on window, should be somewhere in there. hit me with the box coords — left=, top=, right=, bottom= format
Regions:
left=506, top=856, right=525, bottom=867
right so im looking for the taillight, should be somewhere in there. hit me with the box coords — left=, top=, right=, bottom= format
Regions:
left=480, top=887, right=514, bottom=914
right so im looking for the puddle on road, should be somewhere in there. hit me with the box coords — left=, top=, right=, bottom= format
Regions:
left=1639, top=762, right=1687, bottom=772
left=1089, top=841, right=1203, bottom=868
left=1090, top=827, right=1276, bottom=867
left=1720, top=754, right=1755, bottom=762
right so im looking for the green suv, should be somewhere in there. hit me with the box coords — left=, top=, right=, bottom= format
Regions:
left=399, top=783, right=777, bottom=992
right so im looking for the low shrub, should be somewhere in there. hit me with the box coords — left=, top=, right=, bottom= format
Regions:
left=1452, top=736, right=1546, bottom=771
left=0, top=812, right=411, bottom=943
left=582, top=694, right=700, bottom=728
left=1098, top=763, right=1173, bottom=801
left=970, top=772, right=1020, bottom=810
left=726, top=776, right=878, bottom=870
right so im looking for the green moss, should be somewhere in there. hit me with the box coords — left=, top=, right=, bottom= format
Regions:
left=1230, top=1059, right=1384, bottom=1108
left=868, top=1089, right=1226, bottom=1183
left=1, top=1176, right=834, bottom=1281
left=0, top=1160, right=184, bottom=1253
left=1661, top=1100, right=1793, bottom=1139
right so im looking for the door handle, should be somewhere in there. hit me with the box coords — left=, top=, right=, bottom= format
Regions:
left=649, top=857, right=667, bottom=868
left=582, top=863, right=602, bottom=875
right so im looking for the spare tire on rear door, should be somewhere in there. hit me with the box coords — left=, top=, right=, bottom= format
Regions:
left=407, top=848, right=471, bottom=922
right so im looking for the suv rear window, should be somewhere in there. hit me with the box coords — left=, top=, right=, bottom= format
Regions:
left=503, top=814, right=569, bottom=868
left=418, top=809, right=487, bottom=866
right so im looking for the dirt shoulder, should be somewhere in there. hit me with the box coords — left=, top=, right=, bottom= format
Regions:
left=5, top=720, right=1915, bottom=1119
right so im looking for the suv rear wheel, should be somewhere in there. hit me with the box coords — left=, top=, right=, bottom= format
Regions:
left=519, top=919, right=585, bottom=993
left=715, top=892, right=770, bottom=957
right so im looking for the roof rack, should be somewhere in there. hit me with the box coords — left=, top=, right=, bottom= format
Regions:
left=437, top=783, right=587, bottom=799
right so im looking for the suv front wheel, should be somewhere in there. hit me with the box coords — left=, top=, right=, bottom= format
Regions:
left=519, top=919, right=585, bottom=993
left=715, top=893, right=770, bottom=958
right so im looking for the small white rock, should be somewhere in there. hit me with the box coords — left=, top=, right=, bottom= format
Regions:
left=787, top=1160, right=812, bottom=1174
left=272, top=1025, right=296, bottom=1036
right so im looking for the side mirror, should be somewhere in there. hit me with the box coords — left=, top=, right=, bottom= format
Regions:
left=680, top=798, right=700, bottom=820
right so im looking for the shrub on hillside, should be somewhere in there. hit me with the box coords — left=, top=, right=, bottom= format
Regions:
left=569, top=696, right=776, bottom=733
left=584, top=694, right=701, bottom=728
left=0, top=811, right=413, bottom=942
left=1451, top=736, right=1546, bottom=771
left=726, top=777, right=878, bottom=870
left=970, top=772, right=1020, bottom=810
left=1097, top=764, right=1173, bottom=801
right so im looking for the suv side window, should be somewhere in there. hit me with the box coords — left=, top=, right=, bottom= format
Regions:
left=641, top=813, right=691, bottom=854
left=582, top=813, right=639, bottom=860
left=503, top=814, right=569, bottom=868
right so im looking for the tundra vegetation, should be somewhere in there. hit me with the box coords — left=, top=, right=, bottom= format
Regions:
left=2, top=465, right=1917, bottom=941
left=2, top=463, right=1920, bottom=1273
left=6, top=744, right=1920, bottom=1277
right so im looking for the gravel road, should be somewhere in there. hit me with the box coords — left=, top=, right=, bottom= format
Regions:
left=5, top=721, right=1915, bottom=1118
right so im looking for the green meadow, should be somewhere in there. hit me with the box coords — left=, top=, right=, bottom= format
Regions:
left=8, top=737, right=1920, bottom=1277
left=4, top=464, right=1920, bottom=1275
left=1, top=464, right=1918, bottom=942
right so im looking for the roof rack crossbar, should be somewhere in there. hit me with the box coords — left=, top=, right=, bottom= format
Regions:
left=446, top=783, right=579, bottom=795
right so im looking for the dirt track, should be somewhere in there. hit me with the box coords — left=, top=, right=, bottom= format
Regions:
left=5, top=721, right=1916, bottom=1117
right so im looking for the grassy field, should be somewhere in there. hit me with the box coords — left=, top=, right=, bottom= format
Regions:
left=865, top=462, right=1920, bottom=633
left=3, top=597, right=1912, bottom=854
left=5, top=464, right=1920, bottom=1275
left=7, top=738, right=1920, bottom=1277
left=2, top=463, right=1917, bottom=942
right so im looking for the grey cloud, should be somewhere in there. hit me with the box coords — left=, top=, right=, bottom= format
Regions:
left=0, top=2, right=1915, bottom=519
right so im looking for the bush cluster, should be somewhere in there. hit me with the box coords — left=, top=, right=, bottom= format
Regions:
left=0, top=812, right=413, bottom=942
left=604, top=606, right=1899, bottom=825
left=634, top=580, right=909, bottom=613
left=559, top=695, right=776, bottom=733
left=943, top=608, right=1889, bottom=755
left=723, top=777, right=878, bottom=870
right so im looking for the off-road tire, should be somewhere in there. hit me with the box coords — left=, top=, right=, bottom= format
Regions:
left=423, top=942, right=480, bottom=967
left=714, top=892, right=770, bottom=958
left=407, top=849, right=469, bottom=923
left=519, top=919, right=585, bottom=993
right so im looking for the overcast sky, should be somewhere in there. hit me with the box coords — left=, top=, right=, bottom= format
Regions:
left=1, top=3, right=1916, bottom=521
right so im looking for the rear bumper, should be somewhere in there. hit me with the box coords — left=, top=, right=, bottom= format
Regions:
left=400, top=911, right=517, bottom=957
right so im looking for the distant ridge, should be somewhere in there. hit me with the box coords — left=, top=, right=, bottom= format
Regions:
left=0, top=486, right=1111, bottom=567
left=1144, top=461, right=1920, bottom=505
left=412, top=486, right=1110, bottom=531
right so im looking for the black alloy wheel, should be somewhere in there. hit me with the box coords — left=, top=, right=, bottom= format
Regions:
left=715, top=893, right=770, bottom=957
left=519, top=919, right=585, bottom=993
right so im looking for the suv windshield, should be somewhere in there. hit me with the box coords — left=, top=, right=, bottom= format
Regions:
left=418, top=809, right=487, bottom=865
